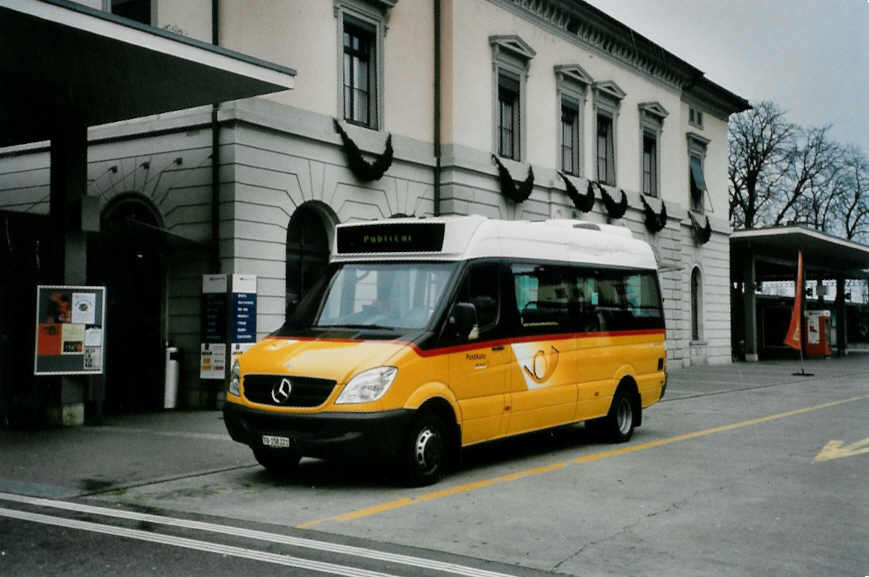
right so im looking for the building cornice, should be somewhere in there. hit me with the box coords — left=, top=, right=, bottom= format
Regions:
left=488, top=0, right=749, bottom=116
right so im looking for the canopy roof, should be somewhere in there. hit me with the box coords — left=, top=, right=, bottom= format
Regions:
left=731, top=227, right=869, bottom=281
left=0, top=0, right=296, bottom=147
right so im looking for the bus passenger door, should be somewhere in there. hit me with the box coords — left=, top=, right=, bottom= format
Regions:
left=445, top=262, right=510, bottom=445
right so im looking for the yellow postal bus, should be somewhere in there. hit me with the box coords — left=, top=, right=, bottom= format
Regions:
left=223, top=216, right=667, bottom=484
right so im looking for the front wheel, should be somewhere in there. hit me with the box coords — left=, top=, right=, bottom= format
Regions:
left=253, top=447, right=301, bottom=476
left=403, top=414, right=448, bottom=486
left=588, top=388, right=636, bottom=443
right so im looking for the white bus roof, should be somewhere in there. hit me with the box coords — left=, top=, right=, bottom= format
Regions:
left=332, top=215, right=657, bottom=270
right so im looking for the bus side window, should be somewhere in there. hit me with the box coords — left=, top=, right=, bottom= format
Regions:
left=573, top=269, right=599, bottom=332
left=511, top=264, right=575, bottom=334
left=451, top=262, right=500, bottom=341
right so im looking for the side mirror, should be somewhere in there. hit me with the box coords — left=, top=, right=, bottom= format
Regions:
left=450, top=302, right=477, bottom=340
left=285, top=299, right=299, bottom=318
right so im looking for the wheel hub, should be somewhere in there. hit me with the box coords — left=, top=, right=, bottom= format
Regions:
left=415, top=428, right=442, bottom=471
left=616, top=397, right=632, bottom=435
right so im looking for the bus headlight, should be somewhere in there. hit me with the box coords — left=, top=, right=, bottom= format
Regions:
left=228, top=361, right=241, bottom=397
left=336, top=366, right=397, bottom=404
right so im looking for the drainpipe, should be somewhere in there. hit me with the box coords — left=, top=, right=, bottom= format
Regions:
left=433, top=0, right=441, bottom=216
left=210, top=0, right=221, bottom=272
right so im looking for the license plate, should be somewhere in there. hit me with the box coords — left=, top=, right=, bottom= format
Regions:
left=262, top=435, right=291, bottom=448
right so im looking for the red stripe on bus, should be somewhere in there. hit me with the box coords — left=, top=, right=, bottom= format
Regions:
left=410, top=329, right=666, bottom=357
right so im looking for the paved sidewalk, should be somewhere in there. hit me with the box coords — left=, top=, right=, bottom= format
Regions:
left=665, top=352, right=869, bottom=401
left=1, top=354, right=867, bottom=499
left=0, top=410, right=252, bottom=498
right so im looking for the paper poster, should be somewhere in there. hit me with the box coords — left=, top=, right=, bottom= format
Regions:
left=807, top=314, right=820, bottom=345
left=61, top=323, right=85, bottom=354
left=84, top=327, right=103, bottom=347
left=83, top=347, right=102, bottom=370
left=37, top=323, right=62, bottom=356
left=71, top=292, right=96, bottom=324
left=200, top=343, right=226, bottom=380
left=46, top=291, right=71, bottom=323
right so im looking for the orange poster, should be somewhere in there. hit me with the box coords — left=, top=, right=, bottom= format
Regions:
left=37, top=323, right=62, bottom=356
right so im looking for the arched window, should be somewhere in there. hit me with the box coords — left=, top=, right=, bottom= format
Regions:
left=286, top=203, right=335, bottom=313
left=691, top=266, right=703, bottom=341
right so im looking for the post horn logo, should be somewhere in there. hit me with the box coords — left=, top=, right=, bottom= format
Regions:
left=523, top=345, right=560, bottom=384
left=271, top=378, right=293, bottom=404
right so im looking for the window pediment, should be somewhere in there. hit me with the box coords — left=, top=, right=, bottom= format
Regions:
left=334, top=0, right=397, bottom=23
left=687, top=131, right=710, bottom=155
left=593, top=80, right=626, bottom=102
left=554, top=64, right=593, bottom=88
left=490, top=35, right=536, bottom=62
left=639, top=101, right=669, bottom=121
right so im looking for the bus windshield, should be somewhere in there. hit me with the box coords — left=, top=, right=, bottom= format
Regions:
left=315, top=262, right=457, bottom=330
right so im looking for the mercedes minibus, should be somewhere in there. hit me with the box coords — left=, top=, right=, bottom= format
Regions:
left=223, top=216, right=667, bottom=485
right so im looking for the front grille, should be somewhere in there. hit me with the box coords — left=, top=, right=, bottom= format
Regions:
left=242, top=374, right=337, bottom=407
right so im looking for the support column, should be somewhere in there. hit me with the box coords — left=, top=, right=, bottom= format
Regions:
left=836, top=276, right=847, bottom=357
left=47, top=117, right=88, bottom=426
left=742, top=252, right=758, bottom=362
left=49, top=119, right=87, bottom=284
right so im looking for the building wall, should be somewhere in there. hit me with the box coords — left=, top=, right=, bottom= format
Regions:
left=156, top=0, right=212, bottom=42
left=0, top=0, right=742, bottom=412
left=445, top=0, right=689, bottom=207
left=0, top=116, right=218, bottom=407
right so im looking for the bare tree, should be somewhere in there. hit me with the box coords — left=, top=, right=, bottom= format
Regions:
left=833, top=146, right=869, bottom=242
left=728, top=101, right=795, bottom=229
left=781, top=126, right=842, bottom=230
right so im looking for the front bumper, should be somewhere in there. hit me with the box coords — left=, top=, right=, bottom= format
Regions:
left=223, top=402, right=415, bottom=461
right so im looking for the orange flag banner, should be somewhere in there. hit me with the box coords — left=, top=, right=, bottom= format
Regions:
left=783, top=250, right=804, bottom=351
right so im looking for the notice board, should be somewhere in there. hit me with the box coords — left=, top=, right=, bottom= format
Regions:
left=200, top=274, right=227, bottom=379
left=34, top=285, right=106, bottom=375
left=230, top=274, right=257, bottom=367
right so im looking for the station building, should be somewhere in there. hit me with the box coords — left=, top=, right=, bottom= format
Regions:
left=0, top=0, right=749, bottom=422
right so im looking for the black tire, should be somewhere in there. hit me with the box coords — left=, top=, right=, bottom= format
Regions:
left=588, top=387, right=636, bottom=443
left=403, top=414, right=449, bottom=486
left=253, top=447, right=301, bottom=476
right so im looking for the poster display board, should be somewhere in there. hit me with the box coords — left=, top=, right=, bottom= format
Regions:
left=34, top=285, right=106, bottom=375
left=200, top=274, right=227, bottom=380
left=230, top=274, right=257, bottom=366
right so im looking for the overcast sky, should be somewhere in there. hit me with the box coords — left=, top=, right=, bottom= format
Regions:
left=584, top=0, right=869, bottom=153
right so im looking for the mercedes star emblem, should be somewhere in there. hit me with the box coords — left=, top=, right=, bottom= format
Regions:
left=271, top=378, right=293, bottom=404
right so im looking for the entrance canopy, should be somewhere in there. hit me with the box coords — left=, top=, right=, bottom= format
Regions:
left=732, top=226, right=869, bottom=361
left=731, top=227, right=869, bottom=281
left=0, top=0, right=296, bottom=147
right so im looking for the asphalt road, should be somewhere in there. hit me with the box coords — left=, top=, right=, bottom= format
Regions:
left=1, top=356, right=867, bottom=576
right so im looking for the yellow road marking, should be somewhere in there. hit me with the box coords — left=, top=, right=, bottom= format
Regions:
left=814, top=438, right=869, bottom=462
left=296, top=394, right=869, bottom=529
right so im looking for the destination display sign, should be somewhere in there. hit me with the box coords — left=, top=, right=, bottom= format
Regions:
left=336, top=222, right=445, bottom=254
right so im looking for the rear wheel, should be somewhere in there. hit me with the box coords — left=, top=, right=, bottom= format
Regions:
left=253, top=447, right=301, bottom=476
left=403, top=414, right=448, bottom=486
left=588, top=388, right=636, bottom=443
